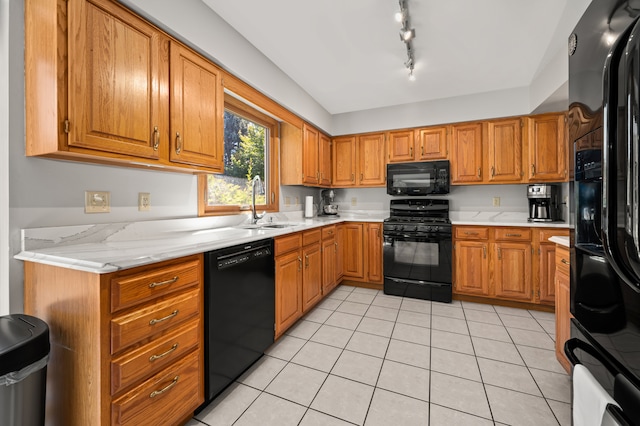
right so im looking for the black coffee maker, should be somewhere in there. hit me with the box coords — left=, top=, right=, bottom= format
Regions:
left=527, top=184, right=560, bottom=222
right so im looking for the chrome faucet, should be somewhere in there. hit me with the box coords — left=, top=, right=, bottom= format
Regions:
left=251, top=175, right=266, bottom=224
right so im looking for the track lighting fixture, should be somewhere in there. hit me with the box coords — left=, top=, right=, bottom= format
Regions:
left=396, top=0, right=416, bottom=80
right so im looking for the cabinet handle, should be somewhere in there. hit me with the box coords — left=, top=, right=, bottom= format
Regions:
left=410, top=146, right=413, bottom=157
left=175, top=132, right=182, bottom=154
left=421, top=145, right=424, bottom=156
left=491, top=166, right=495, bottom=177
left=149, top=376, right=179, bottom=398
left=298, top=256, right=302, bottom=271
left=497, top=248, right=502, bottom=260
left=272, top=192, right=275, bottom=203
left=305, top=254, right=309, bottom=268
left=483, top=246, right=487, bottom=258
left=531, top=164, right=535, bottom=176
left=153, top=126, right=160, bottom=150
left=505, top=233, right=521, bottom=237
left=334, top=241, right=338, bottom=253
left=149, top=309, right=179, bottom=325
left=351, top=173, right=355, bottom=182
left=561, top=258, right=569, bottom=265
left=464, top=231, right=479, bottom=236
left=477, top=168, right=481, bottom=178
left=149, top=276, right=178, bottom=288
left=360, top=173, right=363, bottom=182
left=149, top=343, right=178, bottom=362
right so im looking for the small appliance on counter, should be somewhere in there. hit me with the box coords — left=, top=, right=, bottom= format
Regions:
left=319, top=189, right=339, bottom=216
left=527, top=184, right=560, bottom=222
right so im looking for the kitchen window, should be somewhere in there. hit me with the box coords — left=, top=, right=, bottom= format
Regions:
left=199, top=96, right=279, bottom=215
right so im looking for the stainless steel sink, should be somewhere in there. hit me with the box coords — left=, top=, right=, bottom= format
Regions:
left=260, top=224, right=289, bottom=228
left=234, top=223, right=293, bottom=230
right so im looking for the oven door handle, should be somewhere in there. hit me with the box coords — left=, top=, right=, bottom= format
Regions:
left=564, top=338, right=621, bottom=375
left=388, top=277, right=449, bottom=287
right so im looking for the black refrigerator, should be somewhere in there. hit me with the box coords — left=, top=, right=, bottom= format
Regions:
left=569, top=0, right=640, bottom=423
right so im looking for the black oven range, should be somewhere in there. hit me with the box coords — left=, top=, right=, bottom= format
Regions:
left=383, top=199, right=452, bottom=303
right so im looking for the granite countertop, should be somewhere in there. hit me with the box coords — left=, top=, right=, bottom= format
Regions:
left=15, top=209, right=572, bottom=274
left=450, top=211, right=571, bottom=228
left=549, top=236, right=570, bottom=247
left=14, top=211, right=386, bottom=274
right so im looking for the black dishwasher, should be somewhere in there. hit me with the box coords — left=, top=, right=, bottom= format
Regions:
left=202, top=238, right=275, bottom=405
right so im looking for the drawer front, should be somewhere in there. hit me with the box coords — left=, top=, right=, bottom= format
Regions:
left=494, top=228, right=532, bottom=241
left=538, top=228, right=569, bottom=243
left=556, top=246, right=570, bottom=276
left=321, top=225, right=336, bottom=240
left=111, top=349, right=202, bottom=426
left=111, top=258, right=200, bottom=312
left=454, top=227, right=489, bottom=240
left=275, top=233, right=302, bottom=256
left=303, top=229, right=321, bottom=246
left=111, top=319, right=199, bottom=395
left=111, top=289, right=199, bottom=354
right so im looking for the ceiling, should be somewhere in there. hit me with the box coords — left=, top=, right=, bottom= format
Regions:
left=202, top=0, right=587, bottom=115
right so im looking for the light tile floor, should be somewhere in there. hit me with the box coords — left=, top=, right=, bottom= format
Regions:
left=189, top=285, right=571, bottom=426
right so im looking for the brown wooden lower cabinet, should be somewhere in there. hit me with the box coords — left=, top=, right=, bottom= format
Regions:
left=343, top=222, right=383, bottom=286
left=453, top=225, right=569, bottom=308
left=555, top=245, right=572, bottom=373
left=23, top=254, right=204, bottom=426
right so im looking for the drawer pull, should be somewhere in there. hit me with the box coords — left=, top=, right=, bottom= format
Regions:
left=505, top=233, right=522, bottom=237
left=149, top=343, right=179, bottom=362
left=149, top=310, right=179, bottom=325
left=149, top=276, right=179, bottom=288
left=561, top=259, right=569, bottom=265
left=153, top=126, right=160, bottom=150
left=464, top=232, right=479, bottom=236
left=149, top=376, right=179, bottom=398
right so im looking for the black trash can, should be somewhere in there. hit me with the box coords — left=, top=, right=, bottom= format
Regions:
left=0, top=314, right=50, bottom=426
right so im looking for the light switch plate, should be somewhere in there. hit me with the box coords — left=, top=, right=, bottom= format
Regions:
left=138, top=192, right=150, bottom=211
left=85, top=191, right=110, bottom=213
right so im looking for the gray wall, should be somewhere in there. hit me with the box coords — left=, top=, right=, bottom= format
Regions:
left=2, top=0, right=576, bottom=314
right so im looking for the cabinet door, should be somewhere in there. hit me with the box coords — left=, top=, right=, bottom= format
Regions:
left=493, top=242, right=533, bottom=301
left=68, top=0, right=166, bottom=159
left=333, top=136, right=357, bottom=186
left=486, top=118, right=523, bottom=183
left=538, top=243, right=557, bottom=305
left=169, top=42, right=223, bottom=170
left=527, top=113, right=567, bottom=182
left=387, top=130, right=415, bottom=163
left=416, top=126, right=448, bottom=160
left=322, top=237, right=336, bottom=294
left=450, top=123, right=483, bottom=183
left=303, top=124, right=320, bottom=185
left=275, top=251, right=303, bottom=337
left=343, top=223, right=364, bottom=279
left=319, top=133, right=332, bottom=186
left=454, top=241, right=489, bottom=295
left=358, top=133, right=386, bottom=186
left=335, top=225, right=345, bottom=282
left=365, top=223, right=383, bottom=283
left=302, top=243, right=322, bottom=311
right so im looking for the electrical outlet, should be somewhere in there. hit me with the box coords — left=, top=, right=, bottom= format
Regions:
left=85, top=191, right=110, bottom=213
left=492, top=197, right=500, bottom=207
left=351, top=197, right=357, bottom=206
left=138, top=192, right=150, bottom=211
left=284, top=196, right=291, bottom=206
left=563, top=195, right=569, bottom=205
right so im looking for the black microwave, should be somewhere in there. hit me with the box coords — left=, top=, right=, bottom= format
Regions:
left=387, top=161, right=450, bottom=196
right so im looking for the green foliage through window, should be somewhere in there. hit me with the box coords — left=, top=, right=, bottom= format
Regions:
left=207, top=110, right=268, bottom=206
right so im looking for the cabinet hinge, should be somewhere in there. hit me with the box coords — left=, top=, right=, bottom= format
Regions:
left=63, top=119, right=70, bottom=134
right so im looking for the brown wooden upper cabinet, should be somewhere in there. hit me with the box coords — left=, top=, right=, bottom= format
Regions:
left=388, top=126, right=448, bottom=163
left=450, top=122, right=484, bottom=184
left=281, top=122, right=331, bottom=186
left=332, top=133, right=386, bottom=187
left=485, top=117, right=524, bottom=183
left=25, top=0, right=224, bottom=173
left=526, top=113, right=568, bottom=182
left=169, top=42, right=223, bottom=171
